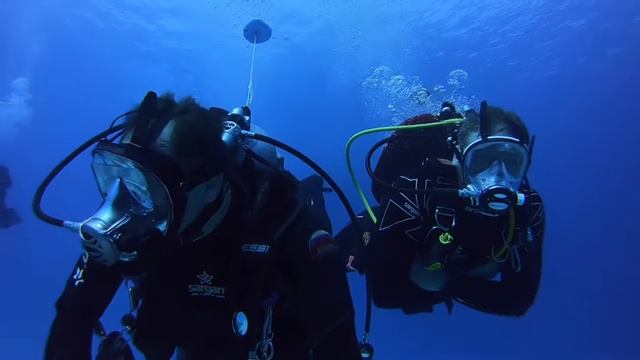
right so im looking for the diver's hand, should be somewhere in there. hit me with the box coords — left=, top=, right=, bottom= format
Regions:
left=96, top=331, right=135, bottom=360
left=82, top=236, right=121, bottom=266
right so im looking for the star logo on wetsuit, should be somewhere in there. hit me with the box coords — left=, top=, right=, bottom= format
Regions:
left=197, top=271, right=213, bottom=285
left=189, top=270, right=225, bottom=298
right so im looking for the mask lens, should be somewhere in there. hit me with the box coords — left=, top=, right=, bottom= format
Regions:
left=464, top=140, right=528, bottom=180
left=122, top=177, right=153, bottom=211
left=92, top=150, right=172, bottom=233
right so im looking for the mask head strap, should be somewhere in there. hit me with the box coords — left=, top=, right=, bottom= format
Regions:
left=479, top=100, right=490, bottom=140
left=129, top=91, right=174, bottom=148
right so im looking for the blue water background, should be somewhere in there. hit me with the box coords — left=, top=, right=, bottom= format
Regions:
left=1, top=1, right=639, bottom=358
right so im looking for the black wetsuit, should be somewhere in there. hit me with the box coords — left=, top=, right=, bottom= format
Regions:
left=0, top=165, right=21, bottom=229
left=45, top=164, right=360, bottom=359
left=336, top=130, right=546, bottom=317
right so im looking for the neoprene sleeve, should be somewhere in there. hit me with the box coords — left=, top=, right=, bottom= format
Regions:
left=281, top=208, right=362, bottom=359
left=45, top=256, right=123, bottom=359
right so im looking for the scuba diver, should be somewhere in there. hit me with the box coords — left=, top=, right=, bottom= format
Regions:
left=0, top=164, right=21, bottom=229
left=39, top=92, right=361, bottom=359
left=338, top=101, right=546, bottom=317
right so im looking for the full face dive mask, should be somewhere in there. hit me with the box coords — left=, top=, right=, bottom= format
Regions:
left=80, top=141, right=177, bottom=266
left=458, top=136, right=530, bottom=213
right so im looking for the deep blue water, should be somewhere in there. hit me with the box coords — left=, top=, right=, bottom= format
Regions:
left=1, top=1, right=639, bottom=359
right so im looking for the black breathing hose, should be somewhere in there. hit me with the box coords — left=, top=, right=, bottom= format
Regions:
left=247, top=132, right=359, bottom=225
left=32, top=124, right=126, bottom=228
